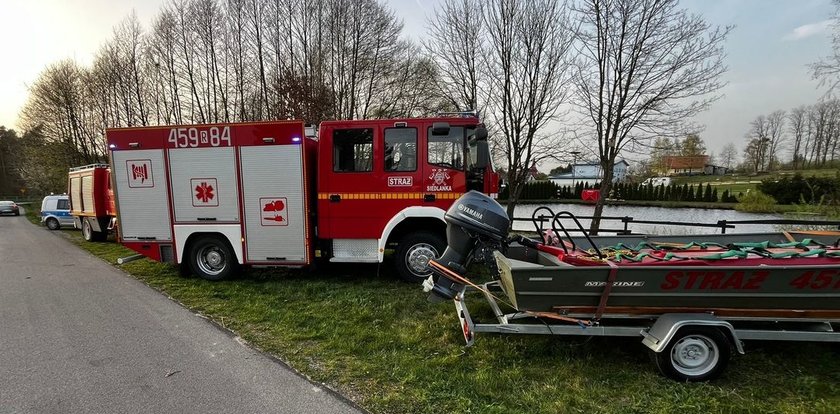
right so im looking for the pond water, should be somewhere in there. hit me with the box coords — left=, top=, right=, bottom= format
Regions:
left=510, top=203, right=786, bottom=235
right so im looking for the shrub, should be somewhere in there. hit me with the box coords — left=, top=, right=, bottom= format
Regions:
left=735, top=190, right=777, bottom=213
left=758, top=173, right=839, bottom=205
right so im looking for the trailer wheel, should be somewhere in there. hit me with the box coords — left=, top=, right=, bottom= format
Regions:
left=82, top=220, right=107, bottom=242
left=653, top=328, right=731, bottom=382
left=189, top=236, right=238, bottom=281
left=395, top=231, right=446, bottom=283
left=46, top=218, right=60, bottom=230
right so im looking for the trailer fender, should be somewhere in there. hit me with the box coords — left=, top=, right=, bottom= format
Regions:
left=174, top=224, right=244, bottom=265
left=641, top=313, right=744, bottom=354
left=377, top=206, right=447, bottom=262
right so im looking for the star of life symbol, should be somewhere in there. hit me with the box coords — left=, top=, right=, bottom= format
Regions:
left=195, top=182, right=214, bottom=202
left=191, top=178, right=219, bottom=207
left=426, top=168, right=452, bottom=192
left=126, top=160, right=153, bottom=188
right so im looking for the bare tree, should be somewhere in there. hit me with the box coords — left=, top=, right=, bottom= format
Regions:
left=745, top=115, right=770, bottom=172
left=719, top=142, right=738, bottom=170
left=190, top=0, right=228, bottom=123
left=811, top=0, right=840, bottom=95
left=805, top=100, right=840, bottom=166
left=425, top=0, right=485, bottom=111
left=147, top=8, right=184, bottom=124
left=808, top=103, right=828, bottom=166
left=368, top=49, right=449, bottom=118
left=571, top=0, right=730, bottom=234
left=789, top=106, right=808, bottom=169
left=765, top=110, right=786, bottom=170
left=482, top=0, right=574, bottom=220
left=19, top=60, right=106, bottom=165
left=741, top=138, right=763, bottom=173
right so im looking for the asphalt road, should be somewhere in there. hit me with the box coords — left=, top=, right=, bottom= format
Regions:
left=0, top=213, right=363, bottom=414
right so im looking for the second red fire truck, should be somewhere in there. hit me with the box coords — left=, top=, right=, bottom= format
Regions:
left=106, top=115, right=499, bottom=282
left=68, top=164, right=116, bottom=241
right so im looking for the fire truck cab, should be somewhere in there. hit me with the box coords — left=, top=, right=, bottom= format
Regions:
left=107, top=115, right=497, bottom=282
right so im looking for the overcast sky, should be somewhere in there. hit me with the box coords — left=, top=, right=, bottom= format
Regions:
left=0, top=0, right=835, bottom=158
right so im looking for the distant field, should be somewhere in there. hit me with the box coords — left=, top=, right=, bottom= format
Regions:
left=670, top=169, right=839, bottom=196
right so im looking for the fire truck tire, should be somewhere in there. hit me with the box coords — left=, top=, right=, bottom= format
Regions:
left=46, top=218, right=60, bottom=230
left=395, top=231, right=446, bottom=283
left=652, top=327, right=731, bottom=382
left=189, top=236, right=239, bottom=281
left=82, top=220, right=107, bottom=242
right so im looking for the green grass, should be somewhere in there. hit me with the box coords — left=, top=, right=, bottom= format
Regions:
left=24, top=209, right=840, bottom=413
left=671, top=169, right=839, bottom=197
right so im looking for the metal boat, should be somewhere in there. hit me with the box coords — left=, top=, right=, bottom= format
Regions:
left=496, top=241, right=840, bottom=318
left=425, top=190, right=840, bottom=318
left=422, top=191, right=840, bottom=381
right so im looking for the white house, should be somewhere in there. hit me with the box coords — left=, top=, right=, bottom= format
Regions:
left=548, top=159, right=629, bottom=187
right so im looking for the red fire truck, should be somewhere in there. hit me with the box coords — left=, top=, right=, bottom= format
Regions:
left=106, top=116, right=498, bottom=282
left=68, top=164, right=116, bottom=241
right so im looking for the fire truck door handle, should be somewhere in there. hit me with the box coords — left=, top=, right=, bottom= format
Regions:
left=424, top=194, right=436, bottom=202
left=329, top=194, right=341, bottom=202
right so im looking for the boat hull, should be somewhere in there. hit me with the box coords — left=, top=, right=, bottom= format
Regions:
left=496, top=246, right=840, bottom=316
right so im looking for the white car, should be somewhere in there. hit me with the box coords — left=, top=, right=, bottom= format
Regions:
left=41, top=195, right=74, bottom=230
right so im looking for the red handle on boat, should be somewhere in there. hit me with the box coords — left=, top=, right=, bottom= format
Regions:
left=512, top=235, right=567, bottom=260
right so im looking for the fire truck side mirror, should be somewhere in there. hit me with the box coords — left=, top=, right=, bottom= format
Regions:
left=475, top=126, right=488, bottom=141
left=432, top=122, right=450, bottom=135
left=475, top=140, right=490, bottom=169
left=472, top=127, right=490, bottom=168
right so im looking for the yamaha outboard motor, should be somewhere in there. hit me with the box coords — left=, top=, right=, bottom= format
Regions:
left=425, top=191, right=509, bottom=302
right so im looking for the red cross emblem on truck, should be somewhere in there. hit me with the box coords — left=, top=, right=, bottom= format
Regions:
left=195, top=182, right=214, bottom=203
left=190, top=178, right=219, bottom=207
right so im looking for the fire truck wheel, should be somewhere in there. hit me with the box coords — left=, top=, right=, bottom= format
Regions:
left=82, top=220, right=93, bottom=241
left=653, top=327, right=731, bottom=382
left=189, top=236, right=238, bottom=281
left=46, top=218, right=60, bottom=230
left=395, top=231, right=446, bottom=283
left=82, top=220, right=107, bottom=242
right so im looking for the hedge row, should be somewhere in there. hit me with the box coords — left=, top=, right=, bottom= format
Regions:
left=500, top=181, right=741, bottom=203
left=758, top=174, right=839, bottom=205
left=500, top=181, right=597, bottom=200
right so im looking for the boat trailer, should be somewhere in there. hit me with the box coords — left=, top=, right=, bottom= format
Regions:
left=447, top=280, right=840, bottom=382
left=423, top=191, right=840, bottom=381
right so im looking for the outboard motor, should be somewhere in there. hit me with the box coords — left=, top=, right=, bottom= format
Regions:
left=425, top=191, right=510, bottom=302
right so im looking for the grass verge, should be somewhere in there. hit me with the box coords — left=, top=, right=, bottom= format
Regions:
left=25, top=209, right=840, bottom=413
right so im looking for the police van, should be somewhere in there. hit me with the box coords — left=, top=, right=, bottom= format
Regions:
left=41, top=194, right=74, bottom=230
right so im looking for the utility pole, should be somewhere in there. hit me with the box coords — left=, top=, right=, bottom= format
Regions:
left=569, top=151, right=581, bottom=187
